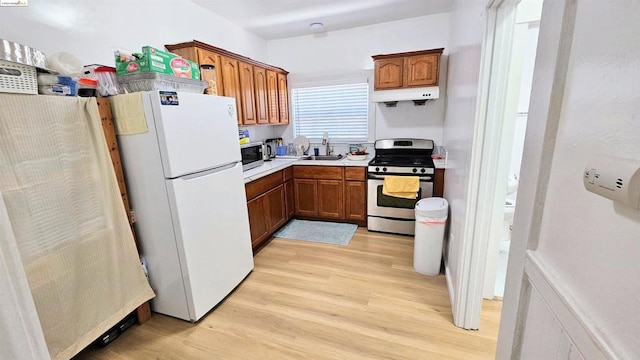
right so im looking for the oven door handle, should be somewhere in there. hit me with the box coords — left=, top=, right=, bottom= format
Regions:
left=368, top=174, right=433, bottom=181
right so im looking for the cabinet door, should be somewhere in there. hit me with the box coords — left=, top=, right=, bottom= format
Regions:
left=405, top=54, right=439, bottom=87
left=318, top=179, right=344, bottom=219
left=196, top=49, right=224, bottom=95
left=238, top=61, right=257, bottom=125
left=294, top=179, right=317, bottom=217
left=220, top=56, right=242, bottom=125
left=285, top=179, right=295, bottom=219
left=247, top=195, right=269, bottom=249
left=266, top=185, right=286, bottom=232
left=253, top=67, right=269, bottom=124
left=266, top=70, right=280, bottom=124
left=277, top=72, right=289, bottom=124
left=345, top=181, right=366, bottom=222
left=374, top=58, right=404, bottom=90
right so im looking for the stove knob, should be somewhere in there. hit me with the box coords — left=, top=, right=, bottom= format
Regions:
left=421, top=168, right=426, bottom=173
left=383, top=167, right=387, bottom=172
left=375, top=167, right=380, bottom=172
left=412, top=168, right=417, bottom=173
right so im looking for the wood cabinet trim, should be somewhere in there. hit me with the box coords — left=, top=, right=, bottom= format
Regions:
left=166, top=40, right=289, bottom=74
left=283, top=167, right=293, bottom=181
left=372, top=48, right=444, bottom=60
left=434, top=168, right=445, bottom=198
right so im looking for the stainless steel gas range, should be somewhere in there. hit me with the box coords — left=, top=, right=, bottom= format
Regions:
left=367, top=138, right=435, bottom=235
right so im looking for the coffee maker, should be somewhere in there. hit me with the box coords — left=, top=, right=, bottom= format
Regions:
left=263, top=137, right=282, bottom=161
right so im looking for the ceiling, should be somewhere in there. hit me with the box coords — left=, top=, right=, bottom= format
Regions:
left=189, top=0, right=454, bottom=40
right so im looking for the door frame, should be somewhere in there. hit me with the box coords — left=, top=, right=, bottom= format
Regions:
left=496, top=0, right=584, bottom=357
left=451, top=0, right=520, bottom=329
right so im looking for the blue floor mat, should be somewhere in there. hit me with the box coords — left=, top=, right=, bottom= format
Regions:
left=273, top=219, right=357, bottom=246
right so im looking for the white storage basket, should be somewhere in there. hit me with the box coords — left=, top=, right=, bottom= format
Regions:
left=0, top=59, right=37, bottom=94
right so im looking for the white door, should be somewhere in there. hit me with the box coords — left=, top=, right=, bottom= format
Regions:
left=498, top=0, right=639, bottom=358
left=149, top=91, right=241, bottom=178
left=166, top=162, right=254, bottom=321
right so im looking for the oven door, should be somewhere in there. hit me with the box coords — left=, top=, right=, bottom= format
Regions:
left=367, top=175, right=433, bottom=219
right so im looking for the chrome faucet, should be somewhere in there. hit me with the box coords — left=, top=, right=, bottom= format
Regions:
left=322, top=132, right=332, bottom=155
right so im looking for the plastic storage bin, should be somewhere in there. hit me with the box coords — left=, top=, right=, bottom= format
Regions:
left=414, top=197, right=449, bottom=275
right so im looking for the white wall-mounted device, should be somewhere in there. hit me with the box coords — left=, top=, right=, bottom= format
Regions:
left=583, top=155, right=640, bottom=209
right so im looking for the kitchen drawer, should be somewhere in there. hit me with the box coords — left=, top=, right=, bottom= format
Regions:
left=245, top=170, right=283, bottom=201
left=344, top=167, right=366, bottom=181
left=293, top=165, right=343, bottom=180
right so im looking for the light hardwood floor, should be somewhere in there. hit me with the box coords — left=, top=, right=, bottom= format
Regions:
left=75, top=228, right=502, bottom=359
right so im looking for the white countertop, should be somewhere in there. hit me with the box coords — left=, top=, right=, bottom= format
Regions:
left=243, top=155, right=373, bottom=183
left=433, top=159, right=447, bottom=169
left=243, top=154, right=446, bottom=183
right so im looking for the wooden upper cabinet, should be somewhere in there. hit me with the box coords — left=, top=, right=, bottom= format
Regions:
left=266, top=70, right=280, bottom=124
left=374, top=58, right=404, bottom=90
left=165, top=41, right=289, bottom=126
left=220, top=56, right=242, bottom=125
left=196, top=49, right=224, bottom=95
left=277, top=72, right=289, bottom=124
left=238, top=61, right=257, bottom=125
left=253, top=67, right=269, bottom=124
left=372, top=48, right=443, bottom=90
left=405, top=54, right=439, bottom=87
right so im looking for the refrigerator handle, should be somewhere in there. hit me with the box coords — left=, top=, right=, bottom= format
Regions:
left=179, top=162, right=240, bottom=181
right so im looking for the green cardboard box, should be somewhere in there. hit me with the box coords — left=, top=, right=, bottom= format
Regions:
left=115, top=46, right=200, bottom=79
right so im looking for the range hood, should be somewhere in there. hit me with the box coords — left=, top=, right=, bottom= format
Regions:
left=371, top=86, right=439, bottom=106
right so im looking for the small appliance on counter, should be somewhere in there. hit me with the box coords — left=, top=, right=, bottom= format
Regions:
left=263, top=137, right=283, bottom=160
left=240, top=142, right=264, bottom=171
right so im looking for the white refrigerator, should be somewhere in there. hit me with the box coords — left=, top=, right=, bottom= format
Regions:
left=115, top=91, right=254, bottom=322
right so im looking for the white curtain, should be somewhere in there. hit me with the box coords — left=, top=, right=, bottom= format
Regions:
left=0, top=95, right=155, bottom=359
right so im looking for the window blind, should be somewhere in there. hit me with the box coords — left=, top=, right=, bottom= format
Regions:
left=291, top=83, right=369, bottom=142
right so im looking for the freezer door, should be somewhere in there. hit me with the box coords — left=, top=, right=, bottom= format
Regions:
left=150, top=91, right=241, bottom=178
left=166, top=162, right=254, bottom=321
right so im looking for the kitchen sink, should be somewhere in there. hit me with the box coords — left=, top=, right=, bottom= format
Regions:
left=303, top=155, right=344, bottom=161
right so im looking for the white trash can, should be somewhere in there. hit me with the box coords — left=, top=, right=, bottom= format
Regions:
left=414, top=197, right=449, bottom=275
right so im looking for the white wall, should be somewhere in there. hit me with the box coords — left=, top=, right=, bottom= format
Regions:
left=440, top=0, right=486, bottom=315
left=499, top=0, right=640, bottom=356
left=529, top=0, right=640, bottom=355
left=0, top=0, right=267, bottom=68
left=266, top=14, right=450, bottom=146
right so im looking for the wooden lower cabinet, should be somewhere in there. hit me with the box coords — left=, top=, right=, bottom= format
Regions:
left=293, top=166, right=366, bottom=225
left=294, top=179, right=318, bottom=217
left=266, top=185, right=286, bottom=232
left=285, top=180, right=295, bottom=219
left=245, top=170, right=288, bottom=251
left=345, top=181, right=366, bottom=222
left=246, top=166, right=369, bottom=251
left=318, top=180, right=344, bottom=219
left=247, top=195, right=270, bottom=248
